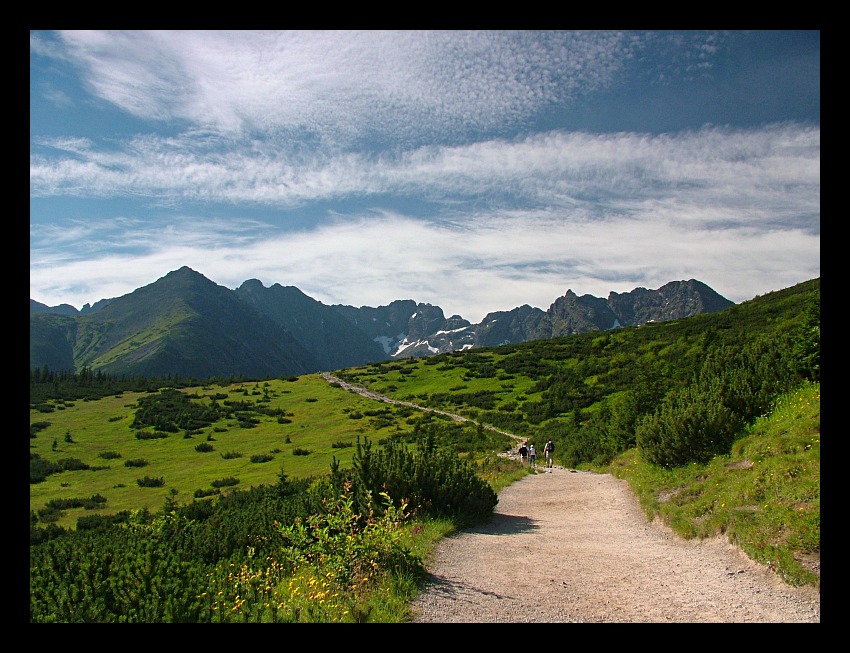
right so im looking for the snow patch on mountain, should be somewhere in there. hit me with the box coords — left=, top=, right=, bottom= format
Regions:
left=434, top=326, right=470, bottom=335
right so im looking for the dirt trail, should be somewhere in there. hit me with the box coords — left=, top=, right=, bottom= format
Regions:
left=320, top=373, right=820, bottom=623
left=321, top=372, right=523, bottom=444
left=409, top=467, right=821, bottom=623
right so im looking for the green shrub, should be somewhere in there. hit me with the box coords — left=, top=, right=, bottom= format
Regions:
left=37, top=506, right=62, bottom=522
left=56, top=458, right=89, bottom=471
left=345, top=436, right=498, bottom=526
left=76, top=512, right=128, bottom=531
left=637, top=336, right=798, bottom=469
left=30, top=421, right=52, bottom=437
left=136, top=476, right=164, bottom=487
left=210, top=477, right=239, bottom=488
left=45, top=494, right=107, bottom=511
left=636, top=384, right=743, bottom=468
left=193, top=487, right=221, bottom=498
left=275, top=487, right=422, bottom=622
left=30, top=454, right=60, bottom=484
left=136, top=430, right=168, bottom=440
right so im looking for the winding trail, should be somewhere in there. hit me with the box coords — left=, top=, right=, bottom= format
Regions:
left=319, top=372, right=821, bottom=623
left=320, top=372, right=525, bottom=448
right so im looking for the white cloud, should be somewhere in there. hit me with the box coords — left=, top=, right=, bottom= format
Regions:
left=31, top=208, right=819, bottom=324
left=31, top=125, right=819, bottom=229
left=51, top=30, right=639, bottom=141
left=30, top=122, right=819, bottom=321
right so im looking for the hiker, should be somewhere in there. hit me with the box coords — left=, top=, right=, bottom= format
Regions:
left=544, top=439, right=555, bottom=468
left=519, top=442, right=528, bottom=465
left=528, top=444, right=537, bottom=468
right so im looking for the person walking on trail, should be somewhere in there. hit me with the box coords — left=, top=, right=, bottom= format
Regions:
left=528, top=444, right=537, bottom=468
left=518, top=442, right=528, bottom=466
left=544, top=439, right=555, bottom=468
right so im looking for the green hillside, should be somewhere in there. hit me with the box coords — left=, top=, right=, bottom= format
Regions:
left=29, top=278, right=819, bottom=621
left=333, top=279, right=818, bottom=467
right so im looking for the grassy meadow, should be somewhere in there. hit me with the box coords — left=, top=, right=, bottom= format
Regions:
left=30, top=374, right=430, bottom=529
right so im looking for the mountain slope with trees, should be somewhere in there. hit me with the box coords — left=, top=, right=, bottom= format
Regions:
left=335, top=278, right=819, bottom=470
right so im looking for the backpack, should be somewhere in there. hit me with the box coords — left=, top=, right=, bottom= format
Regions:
left=546, top=441, right=554, bottom=452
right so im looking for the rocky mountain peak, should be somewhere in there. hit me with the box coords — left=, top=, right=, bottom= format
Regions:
left=31, top=270, right=737, bottom=375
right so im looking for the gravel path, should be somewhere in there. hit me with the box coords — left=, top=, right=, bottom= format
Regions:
left=319, top=373, right=820, bottom=623
left=408, top=466, right=820, bottom=623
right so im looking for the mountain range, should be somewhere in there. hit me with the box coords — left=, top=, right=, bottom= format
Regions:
left=30, top=266, right=735, bottom=378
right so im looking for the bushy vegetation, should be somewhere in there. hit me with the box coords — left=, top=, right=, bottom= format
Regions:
left=29, top=366, right=251, bottom=405
left=636, top=336, right=798, bottom=468
left=136, top=476, right=165, bottom=488
left=210, top=477, right=239, bottom=488
left=339, top=280, right=818, bottom=473
left=30, top=454, right=90, bottom=483
left=193, top=487, right=221, bottom=498
left=29, top=278, right=819, bottom=621
left=607, top=380, right=820, bottom=587
left=30, top=433, right=495, bottom=622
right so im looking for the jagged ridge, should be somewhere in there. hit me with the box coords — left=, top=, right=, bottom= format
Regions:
left=31, top=268, right=735, bottom=377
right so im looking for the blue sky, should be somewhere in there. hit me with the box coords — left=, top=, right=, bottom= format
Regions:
left=30, top=30, right=819, bottom=323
